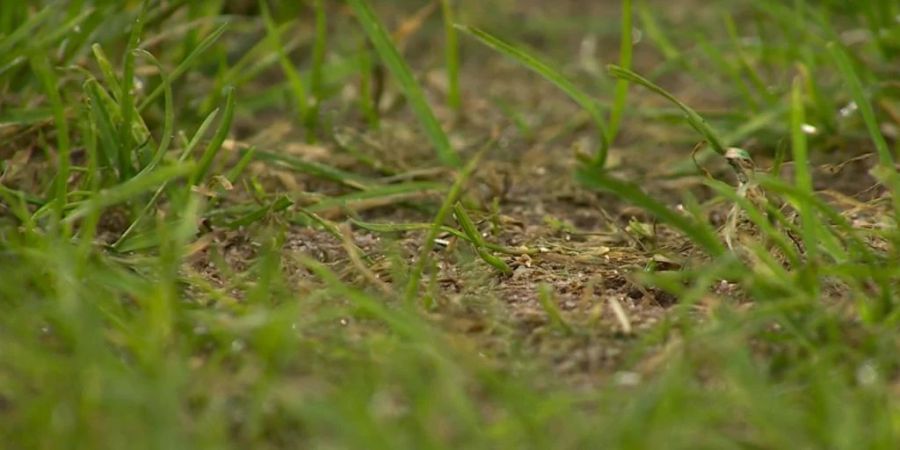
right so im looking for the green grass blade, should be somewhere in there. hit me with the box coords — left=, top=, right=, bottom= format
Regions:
left=458, top=24, right=610, bottom=167
left=350, top=219, right=533, bottom=255
left=827, top=41, right=899, bottom=225
left=789, top=75, right=818, bottom=263
left=636, top=0, right=680, bottom=61
left=306, top=0, right=327, bottom=142
left=226, top=146, right=256, bottom=184
left=453, top=203, right=511, bottom=274
left=227, top=196, right=293, bottom=229
left=440, top=0, right=461, bottom=112
left=607, top=64, right=726, bottom=155
left=184, top=108, right=220, bottom=161
left=65, top=163, right=195, bottom=224
left=259, top=1, right=308, bottom=127
left=576, top=168, right=725, bottom=256
left=303, top=181, right=444, bottom=216
left=191, top=86, right=235, bottom=186
left=827, top=43, right=895, bottom=156
left=84, top=79, right=124, bottom=177
left=404, top=143, right=488, bottom=305
left=138, top=23, right=229, bottom=111
left=117, top=2, right=148, bottom=180
left=0, top=5, right=53, bottom=58
left=608, top=0, right=633, bottom=142
left=30, top=52, right=70, bottom=228
left=347, top=0, right=460, bottom=167
left=133, top=50, right=174, bottom=172
left=111, top=50, right=176, bottom=250
left=91, top=44, right=123, bottom=99
left=249, top=148, right=374, bottom=191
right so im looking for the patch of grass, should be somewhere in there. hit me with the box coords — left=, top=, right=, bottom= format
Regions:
left=1, top=1, right=898, bottom=449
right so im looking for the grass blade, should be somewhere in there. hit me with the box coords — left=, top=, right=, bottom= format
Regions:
left=351, top=219, right=534, bottom=256
left=249, top=148, right=374, bottom=191
left=306, top=0, right=327, bottom=142
left=458, top=24, right=610, bottom=167
left=65, top=163, right=195, bottom=224
left=608, top=0, right=633, bottom=142
left=404, top=142, right=489, bottom=305
left=133, top=50, right=174, bottom=172
left=138, top=23, right=229, bottom=111
left=453, top=202, right=511, bottom=274
left=576, top=168, right=725, bottom=256
left=607, top=64, right=726, bottom=155
left=191, top=86, right=235, bottom=186
left=827, top=41, right=898, bottom=222
left=304, top=181, right=444, bottom=217
left=117, top=2, right=148, bottom=180
left=30, top=51, right=70, bottom=227
left=84, top=79, right=123, bottom=177
left=259, top=1, right=308, bottom=129
left=347, top=0, right=460, bottom=167
left=790, top=74, right=818, bottom=263
left=440, top=0, right=461, bottom=112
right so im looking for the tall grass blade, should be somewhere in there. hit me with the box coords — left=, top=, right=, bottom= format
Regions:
left=133, top=50, right=174, bottom=172
left=191, top=86, right=235, bottom=185
left=65, top=163, right=195, bottom=224
left=249, top=148, right=373, bottom=190
left=30, top=52, right=70, bottom=227
left=404, top=142, right=489, bottom=305
left=458, top=24, right=610, bottom=167
left=576, top=168, right=725, bottom=256
left=84, top=79, right=123, bottom=178
left=440, top=0, right=461, bottom=112
left=453, top=202, right=511, bottom=274
left=608, top=0, right=633, bottom=142
left=138, top=23, right=229, bottom=111
left=347, top=0, right=460, bottom=167
left=789, top=74, right=818, bottom=263
left=607, top=64, right=726, bottom=155
left=259, top=1, right=308, bottom=128
left=306, top=0, right=327, bottom=142
left=117, top=2, right=148, bottom=180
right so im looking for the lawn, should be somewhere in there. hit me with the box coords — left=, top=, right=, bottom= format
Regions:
left=1, top=0, right=898, bottom=448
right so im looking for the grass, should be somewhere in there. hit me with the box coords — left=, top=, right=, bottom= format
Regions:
left=1, top=1, right=899, bottom=449
left=458, top=24, right=611, bottom=167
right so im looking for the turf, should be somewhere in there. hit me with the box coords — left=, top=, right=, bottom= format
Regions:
left=1, top=1, right=898, bottom=449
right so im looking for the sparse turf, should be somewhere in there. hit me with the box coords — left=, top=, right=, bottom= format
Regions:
left=1, top=1, right=899, bottom=448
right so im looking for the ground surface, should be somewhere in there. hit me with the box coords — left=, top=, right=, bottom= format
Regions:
left=1, top=1, right=899, bottom=449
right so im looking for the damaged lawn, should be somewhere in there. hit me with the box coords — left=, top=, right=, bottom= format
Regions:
left=1, top=0, right=898, bottom=448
